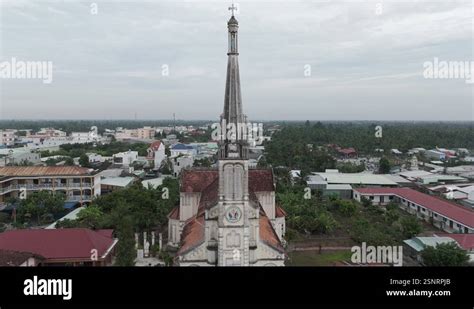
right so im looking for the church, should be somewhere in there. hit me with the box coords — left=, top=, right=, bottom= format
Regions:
left=167, top=9, right=286, bottom=266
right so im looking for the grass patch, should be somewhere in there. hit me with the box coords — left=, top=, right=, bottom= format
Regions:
left=286, top=250, right=352, bottom=266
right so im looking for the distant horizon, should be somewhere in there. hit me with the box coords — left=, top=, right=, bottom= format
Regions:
left=0, top=119, right=472, bottom=123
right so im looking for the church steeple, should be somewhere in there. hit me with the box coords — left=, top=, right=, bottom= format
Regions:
left=219, top=7, right=248, bottom=160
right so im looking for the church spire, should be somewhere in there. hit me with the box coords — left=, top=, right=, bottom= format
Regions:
left=219, top=7, right=248, bottom=159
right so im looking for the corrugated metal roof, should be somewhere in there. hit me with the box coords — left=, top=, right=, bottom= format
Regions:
left=0, top=166, right=91, bottom=177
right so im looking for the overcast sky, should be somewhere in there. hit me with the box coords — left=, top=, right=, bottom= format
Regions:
left=0, top=0, right=472, bottom=121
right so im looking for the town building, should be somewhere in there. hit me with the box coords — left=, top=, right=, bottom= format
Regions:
left=167, top=12, right=285, bottom=266
left=170, top=143, right=196, bottom=157
left=171, top=154, right=194, bottom=177
left=0, top=166, right=100, bottom=205
left=147, top=140, right=166, bottom=170
left=0, top=228, right=117, bottom=266
left=0, top=130, right=16, bottom=147
left=100, top=176, right=135, bottom=194
left=113, top=150, right=138, bottom=168
left=0, top=148, right=41, bottom=167
left=353, top=187, right=474, bottom=234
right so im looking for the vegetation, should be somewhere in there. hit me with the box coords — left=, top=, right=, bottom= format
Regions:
left=421, top=242, right=470, bottom=266
left=378, top=157, right=391, bottom=174
left=54, top=178, right=179, bottom=265
left=276, top=182, right=424, bottom=246
left=16, top=191, right=66, bottom=225
left=265, top=122, right=473, bottom=169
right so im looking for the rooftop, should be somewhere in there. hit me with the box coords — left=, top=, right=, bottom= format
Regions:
left=0, top=166, right=92, bottom=177
left=311, top=172, right=398, bottom=186
left=354, top=187, right=474, bottom=228
left=0, top=228, right=116, bottom=261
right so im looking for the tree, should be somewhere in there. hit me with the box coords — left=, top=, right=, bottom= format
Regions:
left=17, top=191, right=65, bottom=224
left=75, top=205, right=104, bottom=229
left=79, top=154, right=90, bottom=168
left=114, top=203, right=136, bottom=266
left=421, top=242, right=469, bottom=266
left=399, top=216, right=422, bottom=239
left=378, top=157, right=391, bottom=174
left=64, top=157, right=75, bottom=166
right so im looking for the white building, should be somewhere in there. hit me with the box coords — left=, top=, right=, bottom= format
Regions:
left=147, top=141, right=166, bottom=170
left=113, top=150, right=138, bottom=168
left=0, top=149, right=41, bottom=167
left=171, top=155, right=194, bottom=177
left=353, top=187, right=474, bottom=234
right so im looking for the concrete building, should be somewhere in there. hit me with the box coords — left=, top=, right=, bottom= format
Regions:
left=147, top=141, right=166, bottom=170
left=170, top=143, right=196, bottom=157
left=0, top=149, right=41, bottom=167
left=171, top=155, right=194, bottom=177
left=0, top=166, right=100, bottom=205
left=113, top=150, right=138, bottom=168
left=0, top=130, right=16, bottom=147
left=353, top=187, right=474, bottom=234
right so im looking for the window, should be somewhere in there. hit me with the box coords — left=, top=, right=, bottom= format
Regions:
left=369, top=196, right=374, bottom=200
left=389, top=196, right=394, bottom=200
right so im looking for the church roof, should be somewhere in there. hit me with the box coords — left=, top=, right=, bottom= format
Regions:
left=275, top=205, right=287, bottom=218
left=259, top=209, right=285, bottom=253
left=175, top=167, right=283, bottom=257
left=180, top=168, right=274, bottom=193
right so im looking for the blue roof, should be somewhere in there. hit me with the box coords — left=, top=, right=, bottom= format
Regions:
left=64, top=201, right=80, bottom=209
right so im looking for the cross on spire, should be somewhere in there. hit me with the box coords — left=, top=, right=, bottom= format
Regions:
left=228, top=3, right=237, bottom=16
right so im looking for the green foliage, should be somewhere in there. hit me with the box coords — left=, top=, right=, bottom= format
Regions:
left=399, top=216, right=422, bottom=239
left=79, top=154, right=90, bottom=167
left=277, top=185, right=338, bottom=235
left=114, top=202, right=136, bottom=266
left=17, top=191, right=65, bottom=225
left=64, top=157, right=75, bottom=166
left=337, top=162, right=365, bottom=173
left=332, top=199, right=358, bottom=217
left=378, top=157, right=391, bottom=174
left=193, top=157, right=213, bottom=168
left=0, top=212, right=10, bottom=224
left=264, top=122, right=473, bottom=169
left=421, top=242, right=469, bottom=266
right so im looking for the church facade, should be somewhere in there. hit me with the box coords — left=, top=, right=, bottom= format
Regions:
left=167, top=12, right=286, bottom=266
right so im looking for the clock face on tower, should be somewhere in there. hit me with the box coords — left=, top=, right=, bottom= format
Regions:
left=225, top=206, right=242, bottom=223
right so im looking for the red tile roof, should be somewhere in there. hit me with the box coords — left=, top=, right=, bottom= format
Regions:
left=180, top=169, right=218, bottom=193
left=0, top=166, right=91, bottom=177
left=148, top=140, right=162, bottom=151
left=0, top=228, right=116, bottom=262
left=168, top=206, right=180, bottom=220
left=177, top=215, right=205, bottom=256
left=436, top=233, right=474, bottom=251
left=180, top=168, right=274, bottom=193
left=259, top=208, right=285, bottom=253
left=275, top=205, right=287, bottom=218
left=249, top=169, right=275, bottom=191
left=354, top=187, right=474, bottom=228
